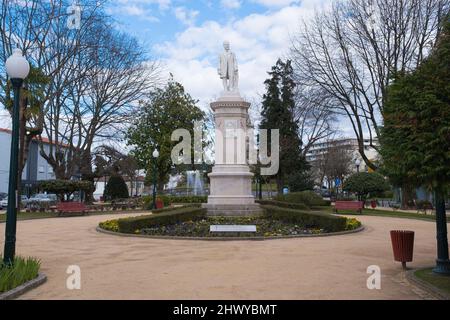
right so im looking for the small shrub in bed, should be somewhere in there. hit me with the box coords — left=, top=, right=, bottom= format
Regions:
left=0, top=256, right=40, bottom=293
left=275, top=191, right=327, bottom=207
left=256, top=199, right=309, bottom=210
left=117, top=207, right=207, bottom=234
left=261, top=205, right=347, bottom=233
left=345, top=218, right=362, bottom=231
left=143, top=195, right=207, bottom=209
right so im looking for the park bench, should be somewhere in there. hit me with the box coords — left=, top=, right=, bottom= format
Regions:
left=57, top=202, right=88, bottom=217
left=333, top=201, right=364, bottom=214
left=414, top=200, right=433, bottom=215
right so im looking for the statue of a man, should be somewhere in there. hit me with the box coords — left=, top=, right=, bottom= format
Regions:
left=218, top=41, right=239, bottom=93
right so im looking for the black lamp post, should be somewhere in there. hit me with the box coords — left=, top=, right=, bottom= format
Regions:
left=3, top=49, right=30, bottom=265
left=152, top=148, right=159, bottom=210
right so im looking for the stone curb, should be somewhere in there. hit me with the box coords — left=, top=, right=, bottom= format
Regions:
left=405, top=268, right=450, bottom=300
left=96, top=225, right=365, bottom=241
left=0, top=273, right=47, bottom=300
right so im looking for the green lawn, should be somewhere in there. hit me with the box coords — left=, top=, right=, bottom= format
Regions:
left=330, top=208, right=439, bottom=221
left=414, top=268, right=450, bottom=295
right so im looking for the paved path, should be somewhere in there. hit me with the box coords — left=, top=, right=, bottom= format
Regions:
left=0, top=214, right=445, bottom=300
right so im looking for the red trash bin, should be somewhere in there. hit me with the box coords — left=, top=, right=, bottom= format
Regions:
left=155, top=198, right=164, bottom=209
left=390, top=230, right=415, bottom=269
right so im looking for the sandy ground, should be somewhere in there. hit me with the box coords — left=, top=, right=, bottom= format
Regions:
left=0, top=213, right=445, bottom=300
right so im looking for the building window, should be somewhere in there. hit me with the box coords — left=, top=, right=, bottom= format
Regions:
left=38, top=166, right=44, bottom=174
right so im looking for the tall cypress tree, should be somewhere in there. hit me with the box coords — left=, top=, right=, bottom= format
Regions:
left=260, top=59, right=308, bottom=192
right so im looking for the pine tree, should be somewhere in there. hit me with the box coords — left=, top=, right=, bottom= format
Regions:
left=260, top=59, right=309, bottom=192
left=104, top=175, right=129, bottom=200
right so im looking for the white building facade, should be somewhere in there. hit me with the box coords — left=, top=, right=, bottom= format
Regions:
left=0, top=128, right=66, bottom=194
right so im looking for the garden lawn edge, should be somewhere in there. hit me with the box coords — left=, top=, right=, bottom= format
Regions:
left=406, top=268, right=450, bottom=300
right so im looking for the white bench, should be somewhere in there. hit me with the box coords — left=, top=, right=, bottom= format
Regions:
left=210, top=225, right=257, bottom=233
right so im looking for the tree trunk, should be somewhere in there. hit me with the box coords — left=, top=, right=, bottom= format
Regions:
left=401, top=184, right=415, bottom=209
left=276, top=176, right=283, bottom=195
left=433, top=188, right=450, bottom=274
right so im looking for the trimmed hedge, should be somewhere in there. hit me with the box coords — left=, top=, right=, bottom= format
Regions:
left=256, top=199, right=309, bottom=210
left=143, top=195, right=207, bottom=209
left=117, top=207, right=207, bottom=233
left=274, top=191, right=327, bottom=207
left=261, top=205, right=347, bottom=232
left=151, top=203, right=201, bottom=214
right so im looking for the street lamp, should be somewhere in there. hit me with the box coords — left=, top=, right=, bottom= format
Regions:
left=152, top=148, right=159, bottom=210
left=355, top=159, right=361, bottom=173
left=3, top=49, right=30, bottom=265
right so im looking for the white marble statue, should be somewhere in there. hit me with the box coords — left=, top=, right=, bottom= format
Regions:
left=218, top=41, right=239, bottom=93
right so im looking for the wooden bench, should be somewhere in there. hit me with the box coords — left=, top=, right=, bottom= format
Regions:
left=57, top=202, right=88, bottom=217
left=333, top=201, right=364, bottom=214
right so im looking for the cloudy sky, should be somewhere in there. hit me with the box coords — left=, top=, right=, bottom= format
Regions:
left=2, top=0, right=345, bottom=137
left=107, top=0, right=332, bottom=107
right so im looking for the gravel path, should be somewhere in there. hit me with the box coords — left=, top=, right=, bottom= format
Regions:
left=0, top=213, right=444, bottom=299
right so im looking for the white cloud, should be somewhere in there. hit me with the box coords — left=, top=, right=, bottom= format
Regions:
left=221, top=0, right=241, bottom=9
left=109, top=2, right=160, bottom=22
left=116, top=0, right=172, bottom=11
left=251, top=0, right=301, bottom=8
left=154, top=4, right=325, bottom=108
left=174, top=7, right=200, bottom=27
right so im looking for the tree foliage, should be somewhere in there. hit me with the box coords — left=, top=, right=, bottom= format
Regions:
left=260, top=59, right=309, bottom=192
left=127, top=79, right=206, bottom=189
left=343, top=172, right=389, bottom=201
left=38, top=179, right=95, bottom=201
left=104, top=175, right=129, bottom=200
left=380, top=18, right=450, bottom=192
left=290, top=0, right=449, bottom=170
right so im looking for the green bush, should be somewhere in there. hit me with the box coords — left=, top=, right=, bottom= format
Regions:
left=0, top=256, right=40, bottom=293
left=261, top=205, right=347, bottom=232
left=275, top=191, right=326, bottom=207
left=39, top=179, right=94, bottom=201
left=343, top=172, right=389, bottom=201
left=104, top=175, right=129, bottom=200
left=256, top=199, right=309, bottom=210
left=151, top=203, right=201, bottom=214
left=286, top=171, right=315, bottom=192
left=142, top=195, right=207, bottom=209
left=117, top=207, right=207, bottom=234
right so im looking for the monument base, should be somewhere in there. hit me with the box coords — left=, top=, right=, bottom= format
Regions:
left=205, top=164, right=261, bottom=216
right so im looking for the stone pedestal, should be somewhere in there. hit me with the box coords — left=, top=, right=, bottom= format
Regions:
left=203, top=95, right=262, bottom=216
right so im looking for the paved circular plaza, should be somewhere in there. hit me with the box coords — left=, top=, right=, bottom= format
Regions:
left=0, top=214, right=444, bottom=299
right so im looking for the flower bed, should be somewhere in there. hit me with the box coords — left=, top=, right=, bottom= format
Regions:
left=98, top=205, right=362, bottom=238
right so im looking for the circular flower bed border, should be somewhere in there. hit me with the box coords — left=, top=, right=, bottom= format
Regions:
left=96, top=224, right=365, bottom=241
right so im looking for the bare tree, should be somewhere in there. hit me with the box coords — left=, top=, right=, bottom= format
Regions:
left=290, top=0, right=449, bottom=170
left=0, top=0, right=108, bottom=190
left=294, top=86, right=338, bottom=156
left=93, top=145, right=139, bottom=196
left=311, top=141, right=353, bottom=192
left=37, top=23, right=159, bottom=201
